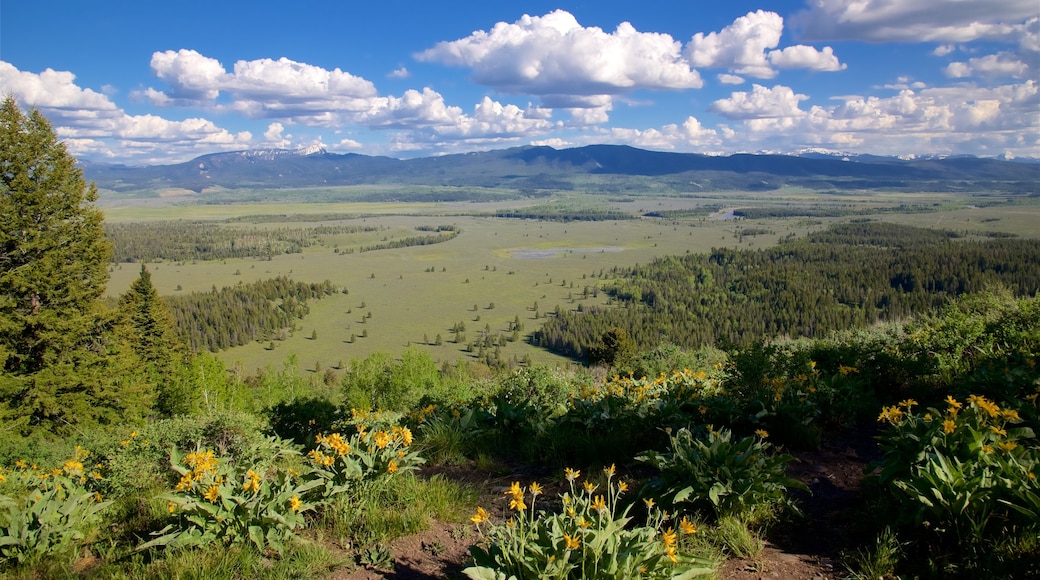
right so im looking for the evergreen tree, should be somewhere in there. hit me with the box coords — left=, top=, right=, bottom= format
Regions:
left=0, top=96, right=142, bottom=433
left=118, top=264, right=195, bottom=416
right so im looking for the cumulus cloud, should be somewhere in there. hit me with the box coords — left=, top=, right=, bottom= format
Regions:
left=0, top=61, right=118, bottom=116
left=717, top=74, right=745, bottom=85
left=946, top=52, right=1031, bottom=78
left=415, top=9, right=702, bottom=119
left=684, top=11, right=846, bottom=79
left=263, top=122, right=291, bottom=147
left=710, top=84, right=810, bottom=119
left=768, top=45, right=846, bottom=72
left=791, top=0, right=1037, bottom=43
left=388, top=67, right=410, bottom=79
left=142, top=49, right=379, bottom=119
left=711, top=80, right=1038, bottom=157
left=2, top=61, right=254, bottom=163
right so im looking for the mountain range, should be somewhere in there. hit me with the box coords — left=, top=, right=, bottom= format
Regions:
left=83, top=145, right=1040, bottom=196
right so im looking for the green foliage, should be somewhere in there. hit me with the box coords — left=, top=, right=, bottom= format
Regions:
left=165, top=277, right=339, bottom=353
left=0, top=96, right=153, bottom=435
left=467, top=468, right=717, bottom=579
left=871, top=393, right=1039, bottom=552
left=305, top=420, right=424, bottom=500
left=637, top=428, right=806, bottom=521
left=140, top=442, right=322, bottom=555
left=0, top=447, right=111, bottom=567
left=535, top=223, right=1040, bottom=358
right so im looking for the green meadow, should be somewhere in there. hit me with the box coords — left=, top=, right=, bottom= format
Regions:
left=103, top=189, right=1040, bottom=375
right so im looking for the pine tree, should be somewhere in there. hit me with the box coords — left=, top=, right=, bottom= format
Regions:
left=0, top=97, right=141, bottom=433
left=118, top=264, right=195, bottom=416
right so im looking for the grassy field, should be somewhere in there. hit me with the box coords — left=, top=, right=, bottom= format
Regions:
left=103, top=190, right=1040, bottom=375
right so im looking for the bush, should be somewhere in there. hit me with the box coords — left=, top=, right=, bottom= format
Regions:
left=466, top=466, right=718, bottom=579
left=637, top=428, right=806, bottom=521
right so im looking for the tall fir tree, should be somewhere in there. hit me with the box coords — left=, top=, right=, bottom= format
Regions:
left=118, top=264, right=196, bottom=416
left=0, top=96, right=149, bottom=434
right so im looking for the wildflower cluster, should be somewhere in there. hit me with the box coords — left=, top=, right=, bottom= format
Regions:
left=0, top=449, right=111, bottom=565
left=467, top=465, right=716, bottom=579
left=307, top=417, right=423, bottom=499
left=871, top=392, right=1039, bottom=549
left=142, top=443, right=322, bottom=555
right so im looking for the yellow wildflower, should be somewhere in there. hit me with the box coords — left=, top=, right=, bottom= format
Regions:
left=755, top=429, right=769, bottom=438
left=643, top=498, right=655, bottom=510
left=14, top=459, right=27, bottom=469
left=577, top=517, right=591, bottom=529
left=590, top=495, right=607, bottom=511
left=94, top=492, right=103, bottom=503
left=981, top=445, right=994, bottom=454
left=387, top=460, right=398, bottom=474
left=583, top=480, right=597, bottom=493
left=290, top=495, right=303, bottom=512
left=603, top=463, right=616, bottom=477
left=564, top=534, right=581, bottom=550
left=167, top=501, right=176, bottom=513
left=1001, top=409, right=1021, bottom=421
left=529, top=482, right=543, bottom=496
left=243, top=469, right=262, bottom=494
left=470, top=506, right=489, bottom=525
left=990, top=426, right=1007, bottom=437
left=564, top=468, right=580, bottom=482
left=373, top=430, right=391, bottom=449
left=945, top=395, right=962, bottom=410
left=899, top=399, right=918, bottom=409
left=998, top=441, right=1018, bottom=452
left=204, top=485, right=220, bottom=502
left=663, top=527, right=677, bottom=548
left=943, top=419, right=956, bottom=434
left=618, top=480, right=629, bottom=493
left=680, top=516, right=697, bottom=535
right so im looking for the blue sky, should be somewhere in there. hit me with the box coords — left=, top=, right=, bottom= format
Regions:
left=1, top=0, right=1037, bottom=164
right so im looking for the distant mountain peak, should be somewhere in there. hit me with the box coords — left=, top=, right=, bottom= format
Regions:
left=296, top=144, right=327, bottom=156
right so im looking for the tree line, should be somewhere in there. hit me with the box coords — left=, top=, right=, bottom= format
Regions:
left=532, top=222, right=1040, bottom=360
left=166, top=278, right=340, bottom=352
left=104, top=221, right=383, bottom=262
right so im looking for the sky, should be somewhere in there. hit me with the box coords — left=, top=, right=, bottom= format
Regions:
left=1, top=0, right=1037, bottom=165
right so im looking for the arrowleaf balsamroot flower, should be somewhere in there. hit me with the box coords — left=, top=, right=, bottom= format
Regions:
left=471, top=506, right=489, bottom=524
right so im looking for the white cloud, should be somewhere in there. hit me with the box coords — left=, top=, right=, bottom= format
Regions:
left=710, top=84, right=809, bottom=119
left=792, top=0, right=1037, bottom=43
left=933, top=44, right=957, bottom=56
left=717, top=74, right=745, bottom=85
left=2, top=61, right=254, bottom=163
left=415, top=9, right=702, bottom=115
left=388, top=67, right=410, bottom=79
left=768, top=45, right=846, bottom=72
left=140, top=49, right=378, bottom=119
left=684, top=11, right=846, bottom=78
left=0, top=61, right=118, bottom=113
left=712, top=80, right=1038, bottom=157
left=946, top=52, right=1031, bottom=78
left=263, top=122, right=291, bottom=147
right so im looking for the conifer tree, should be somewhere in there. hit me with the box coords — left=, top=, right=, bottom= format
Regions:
left=118, top=264, right=195, bottom=416
left=0, top=96, right=143, bottom=433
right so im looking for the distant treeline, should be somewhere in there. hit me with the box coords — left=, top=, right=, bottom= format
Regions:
left=105, top=221, right=382, bottom=262
left=339, top=226, right=460, bottom=254
left=532, top=222, right=1040, bottom=359
left=494, top=207, right=633, bottom=222
left=166, top=277, right=340, bottom=352
left=731, top=204, right=939, bottom=219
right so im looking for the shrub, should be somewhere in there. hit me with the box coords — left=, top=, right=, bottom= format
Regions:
left=466, top=466, right=717, bottom=579
left=0, top=447, right=111, bottom=567
left=637, top=427, right=806, bottom=521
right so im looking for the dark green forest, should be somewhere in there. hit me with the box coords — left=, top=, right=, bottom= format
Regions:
left=104, top=221, right=383, bottom=262
left=533, top=222, right=1040, bottom=360
left=165, top=278, right=340, bottom=352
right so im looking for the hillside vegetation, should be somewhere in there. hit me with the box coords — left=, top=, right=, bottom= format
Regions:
left=3, top=97, right=1038, bottom=579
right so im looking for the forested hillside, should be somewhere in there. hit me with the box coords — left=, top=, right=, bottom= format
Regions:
left=534, top=222, right=1040, bottom=359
